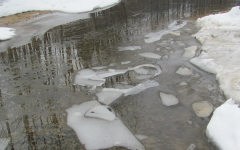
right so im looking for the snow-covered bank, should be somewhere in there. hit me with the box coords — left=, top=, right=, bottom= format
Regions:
left=0, top=27, right=15, bottom=40
left=0, top=0, right=119, bottom=17
left=191, top=6, right=240, bottom=103
left=191, top=6, right=240, bottom=150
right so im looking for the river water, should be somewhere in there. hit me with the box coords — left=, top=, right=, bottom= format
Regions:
left=0, top=0, right=239, bottom=149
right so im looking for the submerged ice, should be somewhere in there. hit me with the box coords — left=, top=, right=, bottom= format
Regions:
left=66, top=100, right=145, bottom=150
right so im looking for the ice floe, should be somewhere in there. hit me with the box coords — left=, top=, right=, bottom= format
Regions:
left=159, top=92, right=179, bottom=106
left=183, top=46, right=197, bottom=58
left=191, top=6, right=240, bottom=103
left=144, top=20, right=187, bottom=43
left=206, top=99, right=240, bottom=150
left=121, top=61, right=131, bottom=65
left=192, top=101, right=213, bottom=117
left=0, top=27, right=16, bottom=40
left=138, top=53, right=161, bottom=59
left=74, top=64, right=162, bottom=88
left=175, top=67, right=193, bottom=76
left=66, top=100, right=145, bottom=150
left=135, top=134, right=149, bottom=141
left=103, top=80, right=159, bottom=96
left=118, top=46, right=141, bottom=51
left=0, top=0, right=120, bottom=17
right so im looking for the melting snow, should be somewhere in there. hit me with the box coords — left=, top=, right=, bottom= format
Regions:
left=0, top=27, right=16, bottom=40
left=206, top=99, right=240, bottom=150
left=66, top=100, right=145, bottom=150
left=138, top=53, right=161, bottom=59
left=159, top=92, right=179, bottom=106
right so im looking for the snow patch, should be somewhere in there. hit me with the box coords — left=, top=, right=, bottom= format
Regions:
left=0, top=27, right=16, bottom=40
left=206, top=99, right=240, bottom=150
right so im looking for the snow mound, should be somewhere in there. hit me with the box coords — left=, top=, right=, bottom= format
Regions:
left=191, top=6, right=240, bottom=103
left=66, top=100, right=145, bottom=150
left=0, top=0, right=120, bottom=17
left=0, top=27, right=16, bottom=40
left=206, top=99, right=240, bottom=150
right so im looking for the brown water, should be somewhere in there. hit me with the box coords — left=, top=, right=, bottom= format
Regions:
left=0, top=0, right=239, bottom=149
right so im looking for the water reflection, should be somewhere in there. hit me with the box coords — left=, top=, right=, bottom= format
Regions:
left=0, top=0, right=239, bottom=149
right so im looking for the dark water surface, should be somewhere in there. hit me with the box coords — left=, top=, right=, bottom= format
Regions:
left=0, top=0, right=240, bottom=149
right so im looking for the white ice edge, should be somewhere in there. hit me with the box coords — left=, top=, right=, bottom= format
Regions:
left=0, top=0, right=120, bottom=17
left=66, top=100, right=145, bottom=150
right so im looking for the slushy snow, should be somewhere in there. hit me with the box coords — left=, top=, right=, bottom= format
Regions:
left=0, top=0, right=120, bottom=17
left=0, top=27, right=16, bottom=40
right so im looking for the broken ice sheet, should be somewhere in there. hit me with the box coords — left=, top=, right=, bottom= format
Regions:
left=175, top=67, right=193, bottom=76
left=159, top=92, right=179, bottom=106
left=66, top=100, right=145, bottom=150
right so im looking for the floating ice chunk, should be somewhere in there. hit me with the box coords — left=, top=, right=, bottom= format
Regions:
left=168, top=20, right=188, bottom=31
left=0, top=27, right=16, bottom=40
left=92, top=66, right=107, bottom=70
left=134, top=68, right=150, bottom=75
left=0, top=138, right=10, bottom=150
left=103, top=80, right=159, bottom=96
left=183, top=46, right=197, bottom=58
left=85, top=105, right=116, bottom=121
left=118, top=46, right=141, bottom=51
left=66, top=100, right=145, bottom=150
left=156, top=47, right=161, bottom=51
left=121, top=61, right=131, bottom=65
left=179, top=81, right=188, bottom=86
left=170, top=32, right=181, bottom=36
left=138, top=53, right=161, bottom=59
left=192, top=101, right=213, bottom=117
left=96, top=91, right=123, bottom=105
left=176, top=67, right=193, bottom=76
left=159, top=92, right=179, bottom=106
left=135, top=135, right=148, bottom=140
left=206, top=98, right=240, bottom=150
left=129, top=64, right=162, bottom=76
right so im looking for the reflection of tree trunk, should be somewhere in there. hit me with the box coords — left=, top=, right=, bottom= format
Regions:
left=6, top=122, right=14, bottom=150
left=23, top=115, right=37, bottom=150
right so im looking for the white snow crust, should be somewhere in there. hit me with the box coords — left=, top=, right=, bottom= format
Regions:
left=66, top=100, right=145, bottom=150
left=206, top=99, right=240, bottom=150
left=0, top=27, right=16, bottom=40
left=0, top=0, right=119, bottom=17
